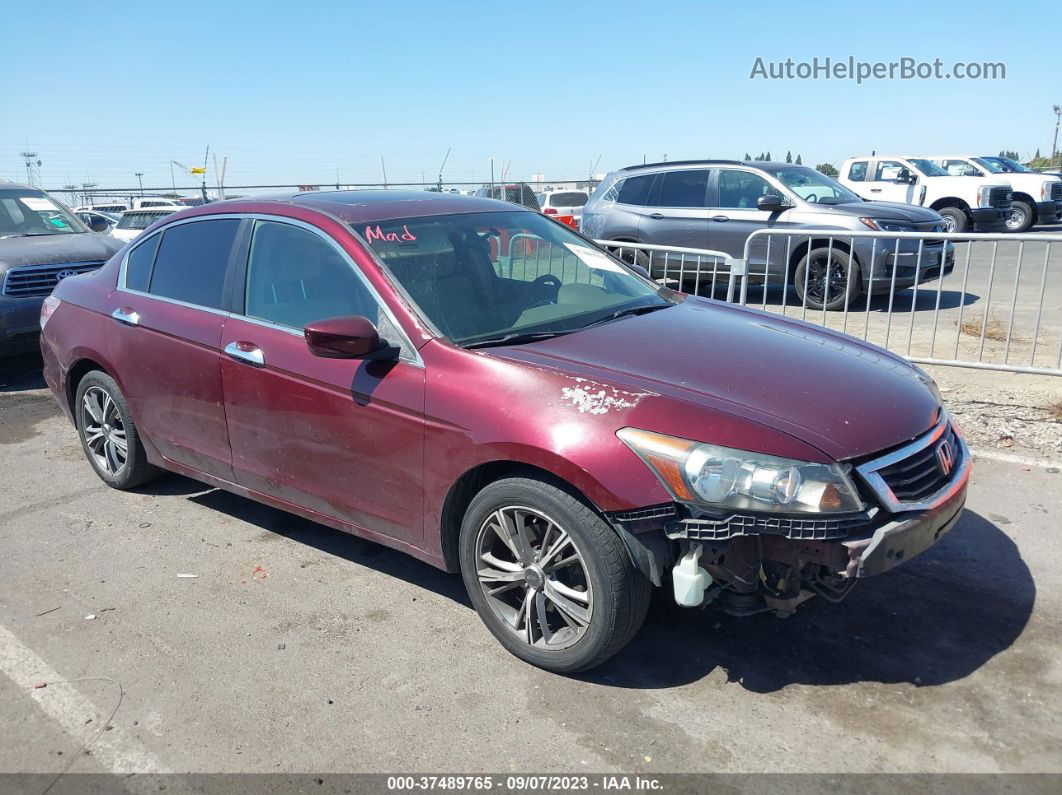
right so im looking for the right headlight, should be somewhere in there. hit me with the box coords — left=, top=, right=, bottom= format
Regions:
left=617, top=428, right=864, bottom=514
left=859, top=217, right=913, bottom=232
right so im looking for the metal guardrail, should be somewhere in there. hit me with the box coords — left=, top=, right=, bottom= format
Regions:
left=595, top=232, right=1062, bottom=377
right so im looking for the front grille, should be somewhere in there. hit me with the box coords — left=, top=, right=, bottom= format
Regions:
left=2, top=261, right=103, bottom=297
left=989, top=187, right=1012, bottom=208
left=667, top=513, right=870, bottom=542
left=1052, top=182, right=1062, bottom=202
left=875, top=423, right=960, bottom=501
left=857, top=420, right=964, bottom=511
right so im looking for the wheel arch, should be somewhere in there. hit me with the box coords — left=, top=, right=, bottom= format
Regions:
left=1010, top=191, right=1034, bottom=206
left=65, top=357, right=111, bottom=419
left=929, top=197, right=971, bottom=215
left=787, top=236, right=859, bottom=272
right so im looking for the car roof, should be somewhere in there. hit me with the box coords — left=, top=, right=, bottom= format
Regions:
left=121, top=207, right=175, bottom=214
left=195, top=189, right=525, bottom=224
left=617, top=160, right=813, bottom=174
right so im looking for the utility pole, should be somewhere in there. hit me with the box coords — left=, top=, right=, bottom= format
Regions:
left=437, top=147, right=451, bottom=192
left=134, top=172, right=144, bottom=195
left=82, top=182, right=97, bottom=208
left=1053, top=105, right=1061, bottom=167
left=380, top=157, right=388, bottom=188
left=19, top=151, right=40, bottom=186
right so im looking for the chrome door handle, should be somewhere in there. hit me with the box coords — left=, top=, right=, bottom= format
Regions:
left=111, top=307, right=140, bottom=326
left=710, top=215, right=730, bottom=222
left=224, top=341, right=265, bottom=367
left=649, top=213, right=665, bottom=219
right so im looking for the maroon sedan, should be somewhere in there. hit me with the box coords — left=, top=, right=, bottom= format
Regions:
left=40, top=190, right=970, bottom=672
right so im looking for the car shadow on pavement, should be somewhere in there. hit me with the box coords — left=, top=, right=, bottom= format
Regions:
left=582, top=509, right=1034, bottom=692
left=0, top=353, right=46, bottom=391
left=719, top=285, right=980, bottom=314
left=158, top=478, right=473, bottom=606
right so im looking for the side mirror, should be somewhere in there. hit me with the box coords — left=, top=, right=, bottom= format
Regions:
left=88, top=216, right=110, bottom=233
left=756, top=194, right=787, bottom=212
left=304, top=316, right=398, bottom=360
left=896, top=168, right=917, bottom=185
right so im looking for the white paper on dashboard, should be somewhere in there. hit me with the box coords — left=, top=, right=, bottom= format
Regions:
left=563, top=243, right=625, bottom=273
left=21, top=197, right=58, bottom=212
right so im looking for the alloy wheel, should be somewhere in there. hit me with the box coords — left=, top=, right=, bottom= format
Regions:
left=804, top=252, right=849, bottom=306
left=474, top=506, right=593, bottom=650
left=80, top=386, right=128, bottom=476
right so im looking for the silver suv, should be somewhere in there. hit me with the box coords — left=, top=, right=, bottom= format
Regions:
left=581, top=160, right=953, bottom=310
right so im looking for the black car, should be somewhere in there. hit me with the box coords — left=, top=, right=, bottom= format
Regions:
left=1, top=184, right=124, bottom=357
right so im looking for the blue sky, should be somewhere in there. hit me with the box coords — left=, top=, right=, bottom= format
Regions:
left=3, top=0, right=1057, bottom=190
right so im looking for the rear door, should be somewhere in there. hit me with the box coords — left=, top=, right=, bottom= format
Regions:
left=220, top=218, right=426, bottom=545
left=110, top=217, right=243, bottom=480
left=639, top=168, right=711, bottom=251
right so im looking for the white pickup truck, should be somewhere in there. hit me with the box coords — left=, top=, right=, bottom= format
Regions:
left=839, top=156, right=1012, bottom=233
left=924, top=155, right=1062, bottom=232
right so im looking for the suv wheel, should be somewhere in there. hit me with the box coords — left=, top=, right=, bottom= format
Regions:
left=1005, top=200, right=1034, bottom=233
left=793, top=247, right=862, bottom=311
left=459, top=476, right=651, bottom=673
left=75, top=371, right=159, bottom=490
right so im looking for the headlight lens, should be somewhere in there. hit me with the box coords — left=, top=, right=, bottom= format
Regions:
left=1043, top=180, right=1058, bottom=201
left=859, top=217, right=913, bottom=232
left=617, top=428, right=864, bottom=514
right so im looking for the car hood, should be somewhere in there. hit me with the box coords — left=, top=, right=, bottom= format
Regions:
left=0, top=233, right=123, bottom=270
left=808, top=200, right=942, bottom=224
left=491, top=298, right=940, bottom=461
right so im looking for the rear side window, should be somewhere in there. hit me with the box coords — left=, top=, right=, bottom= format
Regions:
left=125, top=233, right=161, bottom=292
left=847, top=161, right=868, bottom=182
left=148, top=219, right=239, bottom=309
left=651, top=170, right=709, bottom=208
left=615, top=174, right=653, bottom=205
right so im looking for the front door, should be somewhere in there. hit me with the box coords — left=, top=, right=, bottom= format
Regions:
left=220, top=218, right=426, bottom=545
left=708, top=167, right=795, bottom=274
left=110, top=218, right=241, bottom=481
left=865, top=160, right=919, bottom=204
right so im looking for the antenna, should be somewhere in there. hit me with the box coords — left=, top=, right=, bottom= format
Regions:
left=437, top=147, right=451, bottom=192
left=381, top=157, right=388, bottom=188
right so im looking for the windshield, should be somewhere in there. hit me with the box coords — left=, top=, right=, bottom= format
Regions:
left=972, top=157, right=1007, bottom=174
left=0, top=189, right=86, bottom=238
left=362, top=210, right=674, bottom=345
left=548, top=191, right=589, bottom=208
left=774, top=167, right=862, bottom=204
left=907, top=159, right=949, bottom=177
left=978, top=156, right=1031, bottom=174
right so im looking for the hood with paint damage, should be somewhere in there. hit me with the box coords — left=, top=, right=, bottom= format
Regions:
left=486, top=297, right=941, bottom=462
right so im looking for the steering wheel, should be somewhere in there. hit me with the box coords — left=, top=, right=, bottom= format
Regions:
left=804, top=192, right=819, bottom=203
left=526, top=273, right=562, bottom=308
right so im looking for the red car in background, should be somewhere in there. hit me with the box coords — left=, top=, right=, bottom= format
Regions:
left=40, top=190, right=969, bottom=672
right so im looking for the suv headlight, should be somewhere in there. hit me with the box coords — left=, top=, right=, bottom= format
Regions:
left=976, top=185, right=997, bottom=208
left=859, top=217, right=913, bottom=232
left=617, top=428, right=864, bottom=514
left=1042, top=180, right=1058, bottom=201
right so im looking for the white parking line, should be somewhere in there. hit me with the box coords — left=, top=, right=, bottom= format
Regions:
left=0, top=623, right=167, bottom=774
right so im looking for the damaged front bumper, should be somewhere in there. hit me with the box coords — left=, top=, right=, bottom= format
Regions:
left=609, top=417, right=971, bottom=616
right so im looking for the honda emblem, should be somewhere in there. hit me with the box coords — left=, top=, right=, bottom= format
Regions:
left=935, top=439, right=955, bottom=477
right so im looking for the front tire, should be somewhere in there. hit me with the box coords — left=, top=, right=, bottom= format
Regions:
left=793, top=247, right=862, bottom=311
left=459, top=476, right=651, bottom=673
left=75, top=371, right=159, bottom=490
left=938, top=207, right=968, bottom=234
left=1005, top=200, right=1034, bottom=233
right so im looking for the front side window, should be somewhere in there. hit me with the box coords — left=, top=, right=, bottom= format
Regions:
left=0, top=189, right=84, bottom=238
left=716, top=170, right=772, bottom=209
left=364, top=210, right=672, bottom=345
left=244, top=220, right=379, bottom=329
left=874, top=160, right=906, bottom=181
left=148, top=219, right=239, bottom=309
left=651, top=169, right=709, bottom=208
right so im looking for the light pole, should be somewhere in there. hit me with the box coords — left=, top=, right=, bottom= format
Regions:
left=134, top=172, right=144, bottom=196
left=1053, top=105, right=1061, bottom=167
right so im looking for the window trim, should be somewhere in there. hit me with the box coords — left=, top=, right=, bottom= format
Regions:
left=118, top=212, right=422, bottom=366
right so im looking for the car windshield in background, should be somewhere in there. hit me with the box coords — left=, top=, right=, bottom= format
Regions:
left=0, top=189, right=85, bottom=238
left=362, top=210, right=673, bottom=346
left=774, top=167, right=862, bottom=204
left=117, top=211, right=169, bottom=230
left=908, top=159, right=950, bottom=177
left=972, top=157, right=1007, bottom=174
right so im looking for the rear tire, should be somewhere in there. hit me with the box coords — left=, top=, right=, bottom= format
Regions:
left=793, top=247, right=862, bottom=311
left=938, top=207, right=968, bottom=234
left=459, top=475, right=651, bottom=673
left=1005, top=200, right=1034, bottom=233
left=75, top=371, right=159, bottom=490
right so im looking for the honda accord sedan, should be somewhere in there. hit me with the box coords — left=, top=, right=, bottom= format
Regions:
left=40, top=190, right=970, bottom=673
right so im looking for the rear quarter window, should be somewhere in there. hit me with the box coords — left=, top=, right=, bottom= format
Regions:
left=615, top=174, right=654, bottom=206
left=125, top=233, right=161, bottom=291
left=147, top=219, right=240, bottom=309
